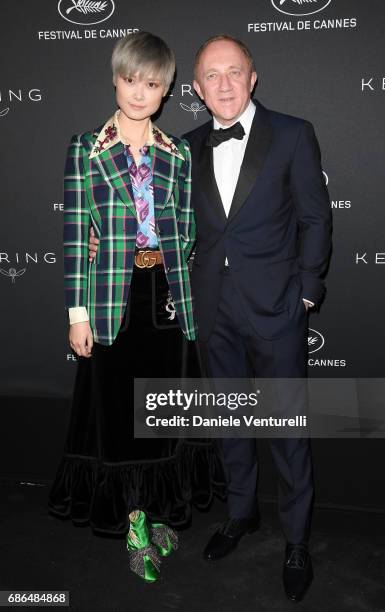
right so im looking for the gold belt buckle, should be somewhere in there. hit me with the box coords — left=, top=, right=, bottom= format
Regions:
left=135, top=250, right=157, bottom=268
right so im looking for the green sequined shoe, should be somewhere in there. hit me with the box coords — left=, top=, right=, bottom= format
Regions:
left=149, top=523, right=179, bottom=557
left=126, top=511, right=161, bottom=582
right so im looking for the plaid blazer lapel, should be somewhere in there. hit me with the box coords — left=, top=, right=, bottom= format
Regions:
left=153, top=150, right=176, bottom=219
left=92, top=143, right=137, bottom=219
left=152, top=124, right=185, bottom=219
left=89, top=116, right=137, bottom=219
left=89, top=117, right=185, bottom=220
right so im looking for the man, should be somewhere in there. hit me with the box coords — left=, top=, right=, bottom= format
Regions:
left=89, top=34, right=332, bottom=601
left=184, top=35, right=331, bottom=602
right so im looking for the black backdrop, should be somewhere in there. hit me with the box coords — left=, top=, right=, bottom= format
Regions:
left=0, top=0, right=384, bottom=508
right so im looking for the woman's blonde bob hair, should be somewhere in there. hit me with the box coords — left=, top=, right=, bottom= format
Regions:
left=111, top=31, right=176, bottom=91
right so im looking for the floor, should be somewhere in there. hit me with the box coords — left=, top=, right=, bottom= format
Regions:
left=1, top=482, right=385, bottom=611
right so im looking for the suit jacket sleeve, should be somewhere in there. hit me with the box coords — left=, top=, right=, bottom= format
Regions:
left=290, top=121, right=332, bottom=305
left=63, top=134, right=90, bottom=310
left=176, top=139, right=196, bottom=261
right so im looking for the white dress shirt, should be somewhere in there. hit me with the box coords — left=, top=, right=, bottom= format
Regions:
left=213, top=101, right=255, bottom=267
left=213, top=100, right=256, bottom=218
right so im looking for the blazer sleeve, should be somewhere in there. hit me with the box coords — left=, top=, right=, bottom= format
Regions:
left=290, top=121, right=332, bottom=305
left=63, top=134, right=90, bottom=310
left=176, top=139, right=196, bottom=261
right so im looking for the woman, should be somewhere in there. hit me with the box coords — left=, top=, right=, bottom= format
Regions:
left=48, top=32, right=225, bottom=582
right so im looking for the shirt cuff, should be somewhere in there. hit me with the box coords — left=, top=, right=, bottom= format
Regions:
left=68, top=306, right=89, bottom=325
left=303, top=299, right=315, bottom=308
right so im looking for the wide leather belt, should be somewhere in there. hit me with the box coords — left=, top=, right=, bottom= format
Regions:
left=134, top=249, right=163, bottom=268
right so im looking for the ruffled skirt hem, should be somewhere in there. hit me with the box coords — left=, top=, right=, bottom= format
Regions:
left=48, top=440, right=227, bottom=534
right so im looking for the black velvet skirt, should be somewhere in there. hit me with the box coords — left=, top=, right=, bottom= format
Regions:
left=48, top=265, right=226, bottom=534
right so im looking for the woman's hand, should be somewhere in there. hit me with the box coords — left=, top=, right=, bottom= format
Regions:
left=69, top=321, right=93, bottom=358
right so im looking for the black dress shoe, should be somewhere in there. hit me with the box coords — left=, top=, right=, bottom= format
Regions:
left=203, top=517, right=259, bottom=561
left=283, top=543, right=313, bottom=602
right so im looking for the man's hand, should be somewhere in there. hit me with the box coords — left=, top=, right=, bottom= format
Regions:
left=88, top=226, right=99, bottom=263
left=69, top=321, right=93, bottom=357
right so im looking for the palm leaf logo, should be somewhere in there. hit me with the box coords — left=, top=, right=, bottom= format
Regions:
left=66, top=0, right=108, bottom=14
left=180, top=102, right=206, bottom=119
left=0, top=267, right=26, bottom=283
left=280, top=0, right=318, bottom=4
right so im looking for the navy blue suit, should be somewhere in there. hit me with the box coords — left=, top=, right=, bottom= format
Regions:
left=184, top=100, right=332, bottom=544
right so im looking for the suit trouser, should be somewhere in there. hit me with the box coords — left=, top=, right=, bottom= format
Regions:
left=199, top=269, right=314, bottom=544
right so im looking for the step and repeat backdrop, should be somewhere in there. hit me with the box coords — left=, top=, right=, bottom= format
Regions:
left=0, top=0, right=384, bottom=397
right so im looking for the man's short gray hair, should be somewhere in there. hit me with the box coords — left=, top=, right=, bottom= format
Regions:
left=111, top=31, right=176, bottom=90
left=194, top=34, right=256, bottom=79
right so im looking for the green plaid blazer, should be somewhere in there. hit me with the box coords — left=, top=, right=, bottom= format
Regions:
left=64, top=114, right=196, bottom=345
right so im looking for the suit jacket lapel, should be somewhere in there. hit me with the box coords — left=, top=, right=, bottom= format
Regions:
left=227, top=101, right=273, bottom=222
left=198, top=129, right=228, bottom=225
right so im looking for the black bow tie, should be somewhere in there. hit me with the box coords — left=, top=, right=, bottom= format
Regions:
left=206, top=121, right=245, bottom=147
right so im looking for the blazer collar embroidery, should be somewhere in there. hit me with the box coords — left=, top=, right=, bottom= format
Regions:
left=89, top=110, right=184, bottom=160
